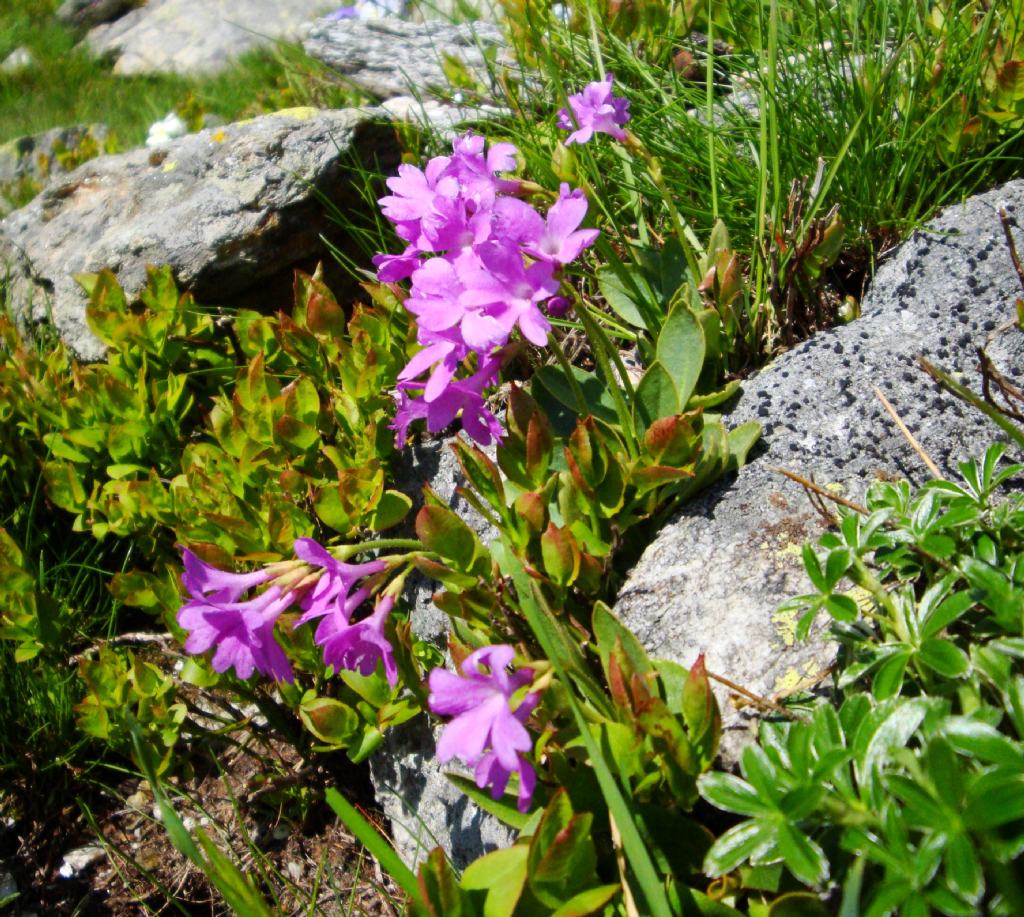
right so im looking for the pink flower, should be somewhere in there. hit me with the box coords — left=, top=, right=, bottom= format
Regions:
left=292, top=537, right=387, bottom=630
left=522, top=184, right=599, bottom=265
left=392, top=353, right=504, bottom=447
left=181, top=547, right=273, bottom=602
left=459, top=241, right=561, bottom=347
left=318, top=595, right=398, bottom=686
left=557, top=74, right=631, bottom=145
left=428, top=645, right=540, bottom=812
left=178, top=579, right=294, bottom=682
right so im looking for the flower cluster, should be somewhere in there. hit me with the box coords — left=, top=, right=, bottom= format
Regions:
left=428, top=645, right=540, bottom=811
left=375, top=133, right=598, bottom=446
left=557, top=74, right=631, bottom=145
left=177, top=538, right=397, bottom=685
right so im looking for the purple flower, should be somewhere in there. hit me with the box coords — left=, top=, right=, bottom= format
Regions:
left=428, top=645, right=540, bottom=812
left=557, top=74, right=631, bottom=145
left=374, top=131, right=603, bottom=446
left=178, top=582, right=295, bottom=682
left=522, top=184, right=599, bottom=265
left=318, top=595, right=398, bottom=686
left=392, top=353, right=504, bottom=447
left=324, top=5, right=358, bottom=18
left=459, top=241, right=561, bottom=347
left=292, top=537, right=387, bottom=631
left=181, top=547, right=274, bottom=602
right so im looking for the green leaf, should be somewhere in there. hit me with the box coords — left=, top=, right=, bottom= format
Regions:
left=461, top=844, right=528, bottom=917
left=965, top=770, right=1024, bottom=829
left=656, top=304, right=705, bottom=410
left=416, top=505, right=483, bottom=573
left=369, top=489, right=413, bottom=531
left=703, top=819, right=778, bottom=876
left=593, top=601, right=653, bottom=683
left=325, top=787, right=424, bottom=911
left=635, top=361, right=680, bottom=428
left=532, top=364, right=619, bottom=427
left=767, top=892, right=831, bottom=916
left=529, top=810, right=597, bottom=907
left=776, top=822, right=828, bottom=887
left=314, top=485, right=355, bottom=534
left=917, top=638, right=970, bottom=678
left=726, top=420, right=761, bottom=469
left=597, top=267, right=650, bottom=329
left=298, top=696, right=358, bottom=746
left=871, top=650, right=911, bottom=700
left=944, top=832, right=983, bottom=904
left=940, top=719, right=1024, bottom=768
left=698, top=772, right=770, bottom=817
left=550, top=884, right=621, bottom=917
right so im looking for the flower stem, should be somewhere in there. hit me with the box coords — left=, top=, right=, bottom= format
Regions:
left=330, top=539, right=423, bottom=560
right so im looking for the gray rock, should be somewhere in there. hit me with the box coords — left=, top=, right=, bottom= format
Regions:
left=304, top=17, right=506, bottom=99
left=614, top=179, right=1024, bottom=765
left=381, top=94, right=508, bottom=138
left=369, top=717, right=516, bottom=871
left=0, top=108, right=397, bottom=360
left=58, top=844, right=105, bottom=878
left=0, top=125, right=109, bottom=186
left=57, top=0, right=136, bottom=30
left=86, top=0, right=340, bottom=76
left=0, top=47, right=34, bottom=73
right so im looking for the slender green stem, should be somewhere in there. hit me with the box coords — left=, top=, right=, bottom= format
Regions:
left=573, top=299, right=640, bottom=460
left=549, top=332, right=591, bottom=415
left=329, top=538, right=422, bottom=560
left=705, top=0, right=718, bottom=223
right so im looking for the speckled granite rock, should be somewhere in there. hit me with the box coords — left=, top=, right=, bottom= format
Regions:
left=614, top=179, right=1024, bottom=765
left=0, top=108, right=397, bottom=360
left=86, top=0, right=338, bottom=76
left=304, top=17, right=506, bottom=99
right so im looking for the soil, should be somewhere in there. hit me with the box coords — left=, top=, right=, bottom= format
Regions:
left=0, top=646, right=405, bottom=916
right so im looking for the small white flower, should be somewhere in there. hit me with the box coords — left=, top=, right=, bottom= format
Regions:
left=145, top=112, right=187, bottom=148
left=551, top=3, right=570, bottom=23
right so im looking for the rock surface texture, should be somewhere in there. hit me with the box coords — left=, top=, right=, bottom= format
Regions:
left=0, top=125, right=109, bottom=188
left=57, top=0, right=136, bottom=31
left=304, top=18, right=506, bottom=99
left=86, top=0, right=338, bottom=76
left=0, top=108, right=396, bottom=360
left=614, top=179, right=1024, bottom=765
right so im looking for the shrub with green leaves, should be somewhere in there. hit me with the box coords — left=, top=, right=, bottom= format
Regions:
left=697, top=443, right=1024, bottom=915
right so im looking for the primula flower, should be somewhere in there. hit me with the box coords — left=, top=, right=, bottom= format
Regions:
left=522, top=184, right=599, bottom=265
left=374, top=131, right=601, bottom=446
left=177, top=539, right=394, bottom=684
left=177, top=550, right=295, bottom=682
left=292, top=537, right=387, bottom=630
left=318, top=595, right=398, bottom=686
left=459, top=241, right=561, bottom=347
left=392, top=353, right=504, bottom=446
left=557, top=74, right=631, bottom=145
left=428, top=645, right=540, bottom=812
